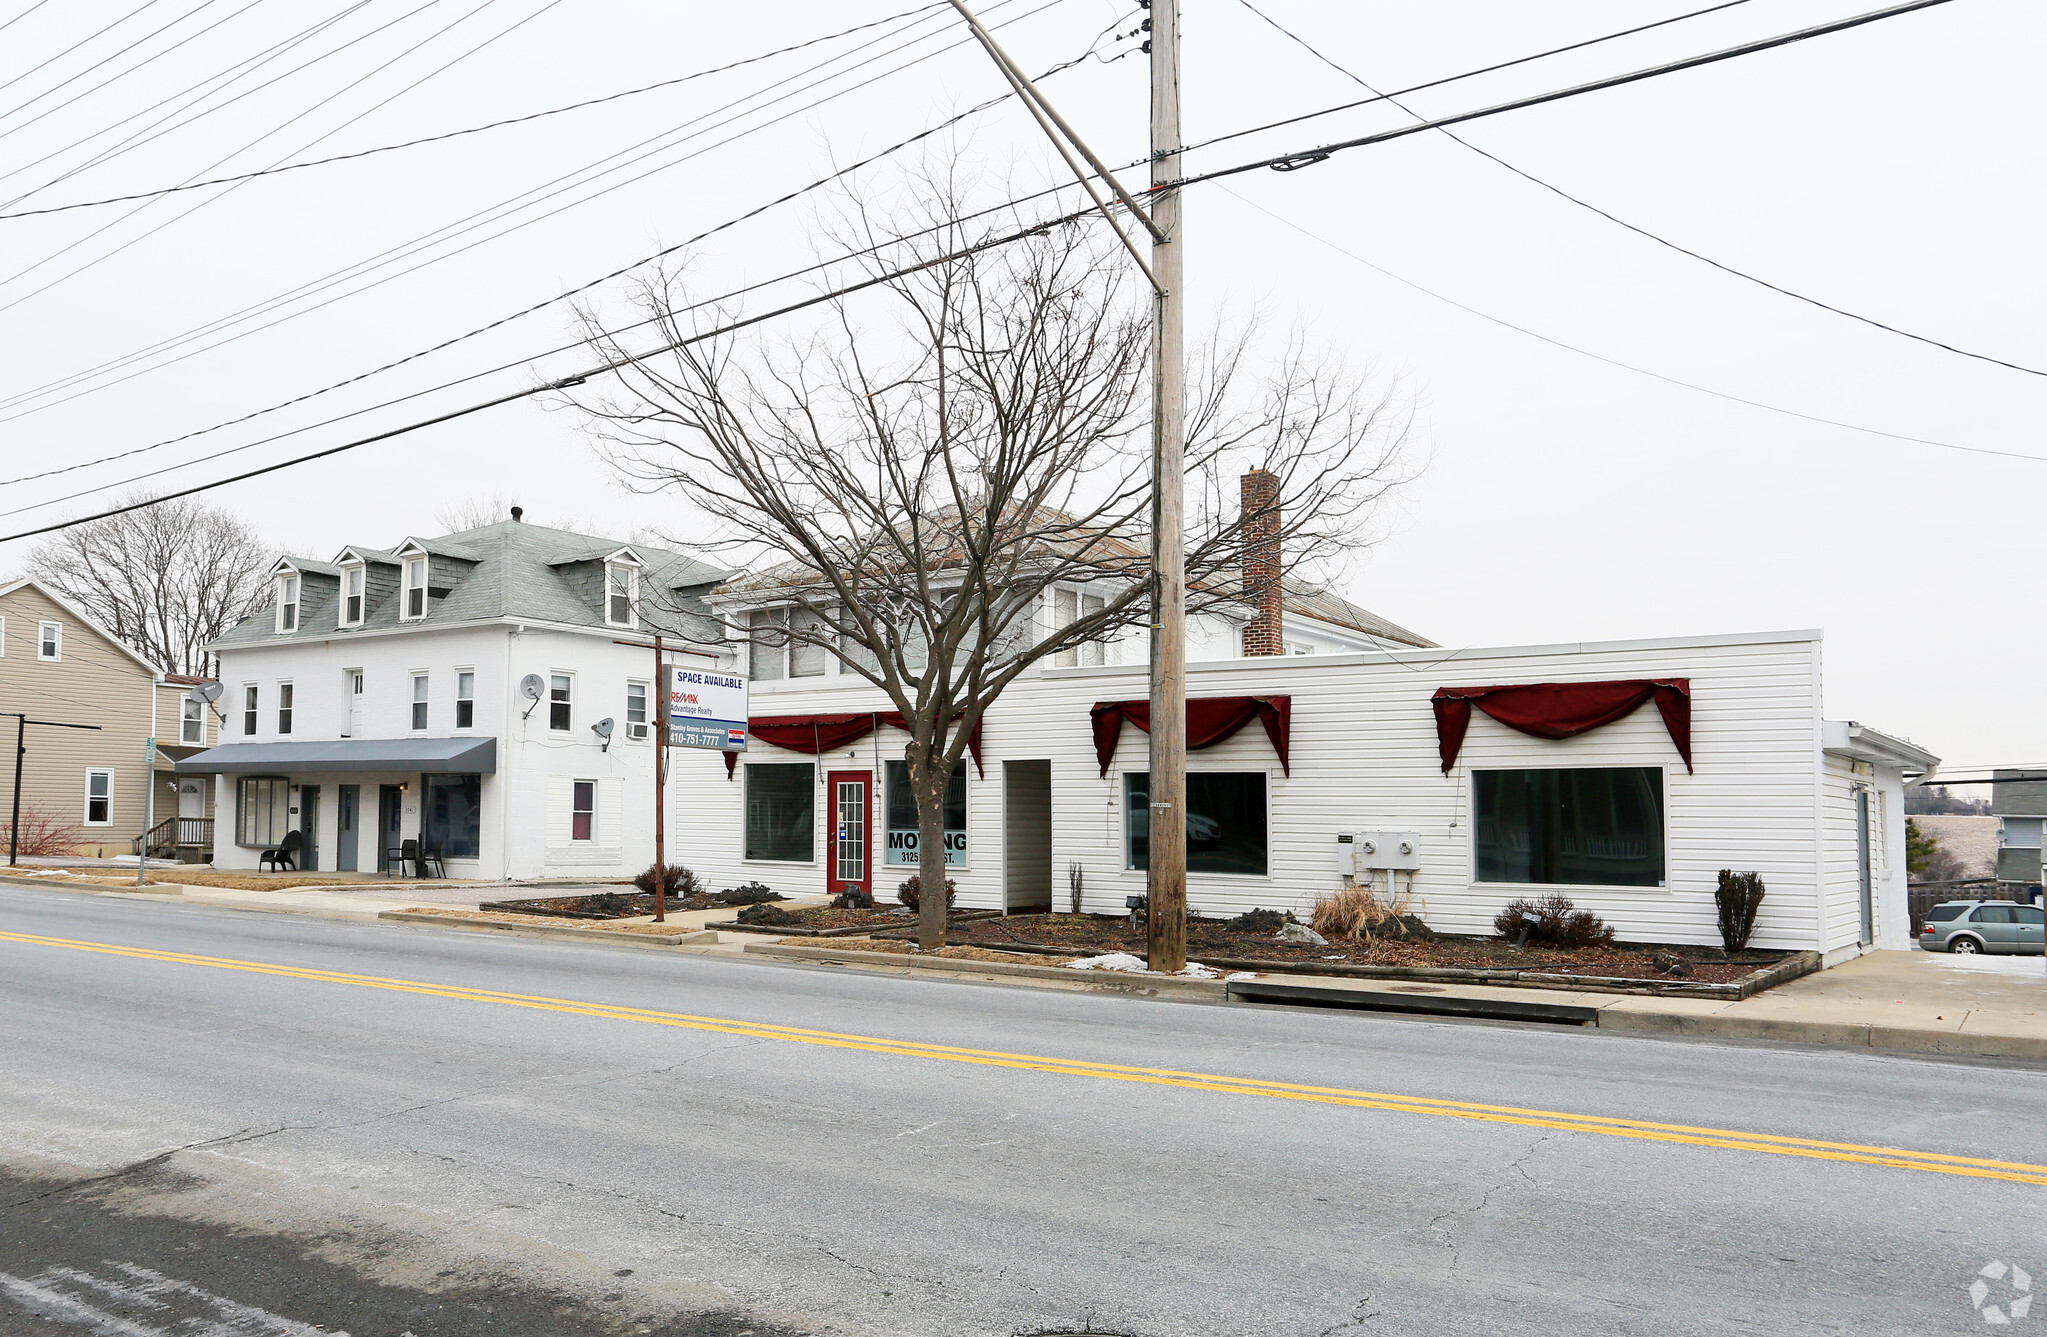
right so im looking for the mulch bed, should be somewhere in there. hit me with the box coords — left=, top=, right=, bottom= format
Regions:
left=712, top=905, right=1003, bottom=936
left=478, top=890, right=785, bottom=920
left=924, top=913, right=1782, bottom=985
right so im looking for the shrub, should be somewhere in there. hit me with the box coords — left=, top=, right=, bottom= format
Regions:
left=1715, top=870, right=1766, bottom=952
left=632, top=863, right=703, bottom=899
left=1226, top=907, right=1288, bottom=934
left=1067, top=861, right=1084, bottom=915
left=1493, top=893, right=1615, bottom=949
left=0, top=807, right=84, bottom=857
left=718, top=881, right=782, bottom=905
left=830, top=889, right=875, bottom=909
left=736, top=901, right=797, bottom=926
left=897, top=876, right=957, bottom=913
left=1311, top=882, right=1428, bottom=941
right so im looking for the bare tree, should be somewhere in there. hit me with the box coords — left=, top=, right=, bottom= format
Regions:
left=574, top=183, right=1411, bottom=949
left=26, top=493, right=274, bottom=677
left=433, top=492, right=527, bottom=534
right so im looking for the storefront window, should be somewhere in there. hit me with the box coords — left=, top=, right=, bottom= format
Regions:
left=235, top=776, right=289, bottom=846
left=1124, top=771, right=1268, bottom=875
left=1474, top=767, right=1664, bottom=887
left=745, top=764, right=814, bottom=862
left=423, top=774, right=481, bottom=859
left=883, top=760, right=967, bottom=867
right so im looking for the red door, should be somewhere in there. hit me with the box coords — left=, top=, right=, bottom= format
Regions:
left=825, top=770, right=872, bottom=900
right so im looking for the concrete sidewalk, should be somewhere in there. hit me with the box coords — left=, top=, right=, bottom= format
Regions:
left=10, top=873, right=2042, bottom=1059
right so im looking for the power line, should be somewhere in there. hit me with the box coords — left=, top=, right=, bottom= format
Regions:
left=1235, top=0, right=2047, bottom=380
left=1179, top=0, right=1760, bottom=158
left=0, top=0, right=248, bottom=145
left=0, top=0, right=504, bottom=298
left=0, top=1, right=59, bottom=40
left=0, top=0, right=167, bottom=105
left=0, top=4, right=376, bottom=205
left=0, top=29, right=1123, bottom=502
left=1216, top=181, right=2047, bottom=465
left=0, top=197, right=1111, bottom=545
left=0, top=0, right=1067, bottom=423
left=0, top=1, right=953, bottom=222
left=1167, top=0, right=1960, bottom=189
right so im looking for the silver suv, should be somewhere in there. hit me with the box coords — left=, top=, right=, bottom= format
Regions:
left=1920, top=900, right=2045, bottom=954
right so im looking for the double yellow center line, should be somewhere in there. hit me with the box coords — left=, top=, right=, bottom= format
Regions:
left=5, top=928, right=2042, bottom=1186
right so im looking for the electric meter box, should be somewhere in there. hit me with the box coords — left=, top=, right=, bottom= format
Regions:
left=1354, top=830, right=1423, bottom=871
left=1334, top=829, right=1357, bottom=876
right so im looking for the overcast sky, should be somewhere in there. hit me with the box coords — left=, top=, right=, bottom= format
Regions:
left=0, top=0, right=2036, bottom=772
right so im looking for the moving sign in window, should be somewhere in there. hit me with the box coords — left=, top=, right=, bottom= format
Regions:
left=883, top=760, right=966, bottom=866
left=1124, top=771, right=1268, bottom=876
left=1474, top=767, right=1665, bottom=887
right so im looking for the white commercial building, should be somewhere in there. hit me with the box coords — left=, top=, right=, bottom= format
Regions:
left=667, top=629, right=1934, bottom=962
left=179, top=514, right=727, bottom=881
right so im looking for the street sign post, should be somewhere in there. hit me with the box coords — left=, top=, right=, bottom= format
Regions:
left=667, top=666, right=749, bottom=752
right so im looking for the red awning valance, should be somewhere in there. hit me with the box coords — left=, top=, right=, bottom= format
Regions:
left=1090, top=696, right=1291, bottom=777
left=723, top=712, right=984, bottom=778
left=1430, top=679, right=1692, bottom=774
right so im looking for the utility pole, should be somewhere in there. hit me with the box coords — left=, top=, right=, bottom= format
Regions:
left=1145, top=0, right=1188, bottom=973
left=653, top=633, right=667, bottom=923
left=3, top=713, right=103, bottom=866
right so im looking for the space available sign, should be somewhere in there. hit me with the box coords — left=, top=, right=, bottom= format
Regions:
left=667, top=666, right=748, bottom=751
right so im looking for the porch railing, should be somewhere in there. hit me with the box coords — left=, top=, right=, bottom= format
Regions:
left=134, top=816, right=214, bottom=858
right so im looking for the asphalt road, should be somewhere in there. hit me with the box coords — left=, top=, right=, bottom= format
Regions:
left=2, top=887, right=2043, bottom=1337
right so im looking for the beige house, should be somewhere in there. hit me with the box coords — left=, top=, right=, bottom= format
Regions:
left=0, top=578, right=187, bottom=859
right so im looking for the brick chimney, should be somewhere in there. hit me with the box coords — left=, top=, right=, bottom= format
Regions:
left=1240, top=468, right=1283, bottom=656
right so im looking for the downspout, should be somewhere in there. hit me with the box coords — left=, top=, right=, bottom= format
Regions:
left=1811, top=638, right=1829, bottom=956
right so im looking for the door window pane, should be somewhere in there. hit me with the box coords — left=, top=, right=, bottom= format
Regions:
left=1124, top=771, right=1268, bottom=875
left=423, top=774, right=480, bottom=858
left=834, top=781, right=866, bottom=882
left=745, top=764, right=813, bottom=861
left=883, top=760, right=967, bottom=866
left=1474, top=767, right=1665, bottom=887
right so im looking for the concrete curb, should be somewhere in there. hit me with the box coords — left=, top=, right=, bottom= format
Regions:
left=1595, top=1007, right=2047, bottom=1059
left=742, top=942, right=1228, bottom=998
left=376, top=910, right=719, bottom=948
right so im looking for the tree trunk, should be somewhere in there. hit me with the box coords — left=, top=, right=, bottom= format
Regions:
left=911, top=748, right=950, bottom=951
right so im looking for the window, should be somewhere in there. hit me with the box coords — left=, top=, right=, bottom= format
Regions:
left=1474, top=767, right=1665, bottom=887
left=1051, top=589, right=1106, bottom=668
left=570, top=780, right=597, bottom=841
left=180, top=696, right=203, bottom=744
left=455, top=671, right=474, bottom=729
left=277, top=574, right=299, bottom=633
left=411, top=674, right=429, bottom=731
left=423, top=774, right=481, bottom=859
left=883, top=760, right=967, bottom=867
left=745, top=763, right=814, bottom=861
left=235, top=776, right=289, bottom=846
left=242, top=684, right=259, bottom=736
left=548, top=673, right=571, bottom=731
left=341, top=564, right=364, bottom=626
left=84, top=768, right=113, bottom=825
left=2023, top=907, right=2046, bottom=927
left=747, top=609, right=788, bottom=681
left=1926, top=904, right=1968, bottom=922
left=37, top=621, right=60, bottom=661
left=605, top=562, right=636, bottom=626
left=789, top=608, right=827, bottom=678
left=1974, top=904, right=2017, bottom=925
left=0, top=616, right=6, bottom=654
left=403, top=556, right=427, bottom=619
left=625, top=680, right=650, bottom=740
left=1124, top=771, right=1269, bottom=875
left=276, top=682, right=294, bottom=735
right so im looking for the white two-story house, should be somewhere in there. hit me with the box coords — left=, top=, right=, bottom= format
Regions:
left=178, top=511, right=726, bottom=879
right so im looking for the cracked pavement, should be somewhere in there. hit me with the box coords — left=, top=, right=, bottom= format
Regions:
left=4, top=886, right=2045, bottom=1335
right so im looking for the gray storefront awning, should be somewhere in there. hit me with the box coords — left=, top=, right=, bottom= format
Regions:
left=174, top=736, right=497, bottom=775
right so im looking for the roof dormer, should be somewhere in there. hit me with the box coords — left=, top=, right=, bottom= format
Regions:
left=333, top=547, right=373, bottom=628
left=269, top=557, right=303, bottom=634
left=604, top=547, right=644, bottom=628
left=395, top=540, right=431, bottom=621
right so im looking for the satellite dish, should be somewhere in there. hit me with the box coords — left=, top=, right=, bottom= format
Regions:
left=591, top=717, right=614, bottom=739
left=519, top=673, right=546, bottom=700
left=192, top=680, right=224, bottom=703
